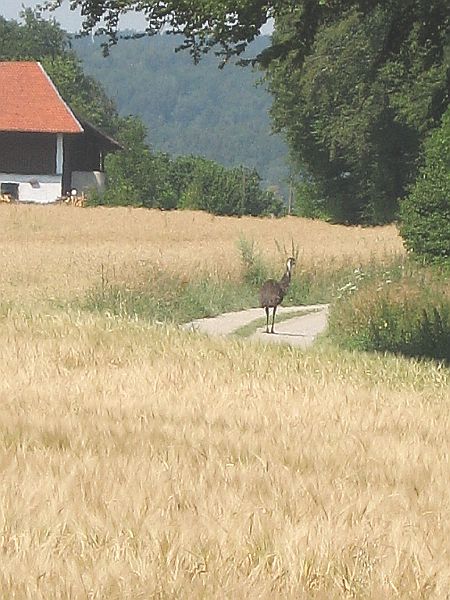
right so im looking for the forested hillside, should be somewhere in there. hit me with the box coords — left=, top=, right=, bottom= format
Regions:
left=73, top=34, right=289, bottom=191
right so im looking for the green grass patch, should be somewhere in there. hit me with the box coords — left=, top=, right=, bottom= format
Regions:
left=80, top=273, right=258, bottom=324
left=328, top=262, right=450, bottom=363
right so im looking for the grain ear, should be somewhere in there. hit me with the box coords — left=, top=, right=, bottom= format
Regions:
left=291, top=239, right=300, bottom=262
left=275, top=238, right=300, bottom=262
left=274, top=239, right=286, bottom=260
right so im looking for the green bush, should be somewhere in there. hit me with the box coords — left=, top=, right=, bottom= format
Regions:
left=101, top=117, right=283, bottom=216
left=237, top=237, right=269, bottom=286
left=293, top=179, right=329, bottom=220
left=329, top=264, right=450, bottom=362
left=179, top=159, right=283, bottom=217
left=400, top=106, right=450, bottom=263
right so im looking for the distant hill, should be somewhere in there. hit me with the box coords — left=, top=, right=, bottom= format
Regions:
left=72, top=34, right=289, bottom=194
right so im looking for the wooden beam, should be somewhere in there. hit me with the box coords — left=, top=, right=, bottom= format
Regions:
left=56, top=133, right=64, bottom=175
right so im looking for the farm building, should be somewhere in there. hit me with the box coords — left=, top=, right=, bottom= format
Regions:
left=0, top=61, right=121, bottom=203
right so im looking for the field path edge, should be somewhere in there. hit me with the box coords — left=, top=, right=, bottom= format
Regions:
left=183, top=304, right=329, bottom=349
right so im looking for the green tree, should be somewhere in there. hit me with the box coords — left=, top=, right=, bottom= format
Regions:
left=0, top=10, right=118, bottom=134
left=266, top=3, right=449, bottom=223
left=103, top=117, right=153, bottom=206
left=0, top=9, right=67, bottom=60
left=103, top=117, right=179, bottom=209
left=400, top=106, right=450, bottom=262
left=52, top=0, right=449, bottom=223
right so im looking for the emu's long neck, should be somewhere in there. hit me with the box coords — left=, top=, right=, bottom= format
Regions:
left=279, top=264, right=292, bottom=294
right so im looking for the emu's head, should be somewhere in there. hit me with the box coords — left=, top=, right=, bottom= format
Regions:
left=286, top=257, right=296, bottom=275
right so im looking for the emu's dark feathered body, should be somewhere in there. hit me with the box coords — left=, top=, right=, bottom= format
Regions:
left=260, top=257, right=295, bottom=334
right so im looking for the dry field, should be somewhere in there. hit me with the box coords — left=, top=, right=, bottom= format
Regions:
left=1, top=205, right=449, bottom=599
left=0, top=204, right=404, bottom=302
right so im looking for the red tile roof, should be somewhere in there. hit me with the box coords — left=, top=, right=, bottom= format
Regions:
left=0, top=61, right=83, bottom=134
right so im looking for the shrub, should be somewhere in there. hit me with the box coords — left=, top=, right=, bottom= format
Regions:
left=293, top=179, right=328, bottom=220
left=179, top=160, right=283, bottom=217
left=101, top=116, right=283, bottom=217
left=400, top=106, right=450, bottom=263
left=329, top=264, right=450, bottom=362
left=237, top=237, right=269, bottom=286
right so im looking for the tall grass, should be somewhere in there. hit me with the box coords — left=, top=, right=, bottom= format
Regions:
left=0, top=309, right=448, bottom=598
left=237, top=236, right=269, bottom=286
left=80, top=239, right=406, bottom=324
left=329, top=262, right=450, bottom=362
left=3, top=205, right=449, bottom=598
left=82, top=271, right=256, bottom=323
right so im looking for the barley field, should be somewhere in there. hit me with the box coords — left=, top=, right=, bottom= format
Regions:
left=0, top=204, right=403, bottom=301
left=1, top=205, right=449, bottom=599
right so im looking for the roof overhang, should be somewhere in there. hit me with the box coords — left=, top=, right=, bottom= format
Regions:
left=77, top=118, right=123, bottom=152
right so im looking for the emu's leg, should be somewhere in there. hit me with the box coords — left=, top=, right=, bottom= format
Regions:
left=271, top=305, right=277, bottom=334
left=265, top=306, right=270, bottom=333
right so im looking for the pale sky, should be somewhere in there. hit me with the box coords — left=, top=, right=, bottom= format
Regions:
left=0, top=0, right=148, bottom=32
left=0, top=0, right=273, bottom=34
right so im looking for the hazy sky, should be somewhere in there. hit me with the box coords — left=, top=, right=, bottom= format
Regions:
left=0, top=0, right=148, bottom=32
left=0, top=0, right=273, bottom=34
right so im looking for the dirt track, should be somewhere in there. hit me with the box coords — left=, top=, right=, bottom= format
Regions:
left=184, top=304, right=329, bottom=349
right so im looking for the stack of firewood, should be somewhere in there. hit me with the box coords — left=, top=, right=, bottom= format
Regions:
left=64, top=192, right=86, bottom=207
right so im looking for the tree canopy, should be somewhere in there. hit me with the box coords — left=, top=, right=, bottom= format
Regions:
left=73, top=34, right=288, bottom=190
left=267, top=2, right=449, bottom=222
left=42, top=0, right=450, bottom=223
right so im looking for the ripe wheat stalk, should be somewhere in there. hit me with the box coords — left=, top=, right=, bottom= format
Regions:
left=1, top=205, right=447, bottom=598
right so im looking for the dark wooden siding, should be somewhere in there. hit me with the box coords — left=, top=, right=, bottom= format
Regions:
left=0, top=132, right=55, bottom=174
left=64, top=133, right=101, bottom=172
left=63, top=132, right=102, bottom=194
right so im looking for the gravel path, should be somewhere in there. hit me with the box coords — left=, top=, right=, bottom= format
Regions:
left=184, top=304, right=329, bottom=349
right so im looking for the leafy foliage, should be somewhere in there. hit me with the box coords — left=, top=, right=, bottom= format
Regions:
left=266, top=3, right=449, bottom=223
left=52, top=0, right=449, bottom=225
left=329, top=263, right=450, bottom=362
left=400, top=106, right=450, bottom=262
left=0, top=9, right=66, bottom=60
left=177, top=159, right=282, bottom=216
left=72, top=34, right=289, bottom=191
left=41, top=0, right=272, bottom=62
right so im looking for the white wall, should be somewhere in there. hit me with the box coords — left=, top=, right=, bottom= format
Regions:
left=0, top=173, right=62, bottom=204
left=71, top=171, right=106, bottom=194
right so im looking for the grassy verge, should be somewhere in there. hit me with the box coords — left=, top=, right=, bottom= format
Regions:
left=80, top=274, right=257, bottom=324
left=329, top=262, right=450, bottom=362
left=78, top=239, right=406, bottom=326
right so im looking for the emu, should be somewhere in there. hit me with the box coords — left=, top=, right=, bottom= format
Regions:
left=260, top=257, right=296, bottom=334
